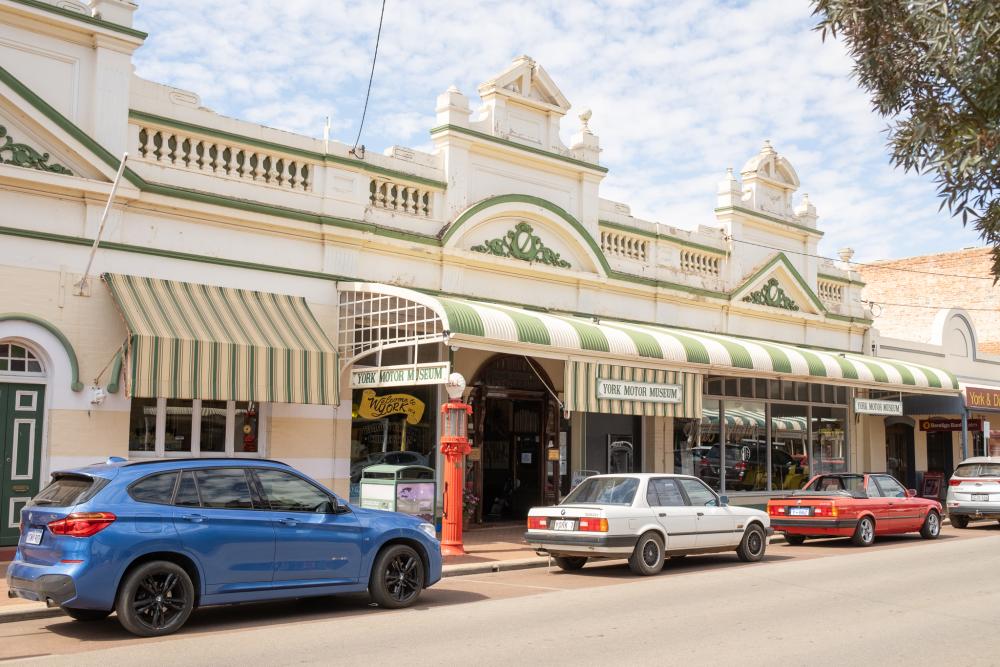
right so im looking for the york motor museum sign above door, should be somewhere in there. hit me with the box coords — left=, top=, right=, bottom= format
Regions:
left=350, top=362, right=450, bottom=389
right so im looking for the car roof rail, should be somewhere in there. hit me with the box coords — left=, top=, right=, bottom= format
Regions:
left=121, top=457, right=290, bottom=467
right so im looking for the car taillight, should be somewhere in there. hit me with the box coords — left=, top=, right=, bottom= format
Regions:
left=577, top=518, right=608, bottom=532
left=813, top=505, right=839, bottom=518
left=949, top=479, right=962, bottom=486
left=527, top=516, right=548, bottom=530
left=769, top=505, right=786, bottom=515
left=47, top=512, right=116, bottom=538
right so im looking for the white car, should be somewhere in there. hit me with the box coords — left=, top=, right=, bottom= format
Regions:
left=947, top=457, right=1000, bottom=528
left=524, top=473, right=772, bottom=575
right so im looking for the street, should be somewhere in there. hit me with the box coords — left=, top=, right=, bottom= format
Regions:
left=2, top=524, right=998, bottom=666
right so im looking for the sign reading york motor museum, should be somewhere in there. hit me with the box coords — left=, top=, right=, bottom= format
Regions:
left=350, top=362, right=450, bottom=389
left=596, top=378, right=683, bottom=403
left=853, top=398, right=903, bottom=416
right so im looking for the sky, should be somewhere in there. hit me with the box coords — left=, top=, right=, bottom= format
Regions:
left=130, top=0, right=985, bottom=263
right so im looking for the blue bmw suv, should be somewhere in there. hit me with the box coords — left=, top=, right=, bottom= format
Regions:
left=6, top=458, right=442, bottom=636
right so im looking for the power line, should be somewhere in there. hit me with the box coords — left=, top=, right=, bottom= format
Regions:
left=727, top=236, right=994, bottom=281
left=863, top=299, right=999, bottom=312
left=349, top=0, right=387, bottom=160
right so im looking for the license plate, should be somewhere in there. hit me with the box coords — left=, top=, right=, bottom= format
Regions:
left=789, top=507, right=811, bottom=516
left=552, top=519, right=575, bottom=531
left=972, top=493, right=990, bottom=502
left=25, top=528, right=42, bottom=545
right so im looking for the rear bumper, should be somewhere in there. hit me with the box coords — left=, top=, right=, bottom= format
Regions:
left=6, top=572, right=76, bottom=606
left=523, top=532, right=638, bottom=556
left=771, top=519, right=858, bottom=536
left=948, top=505, right=1000, bottom=519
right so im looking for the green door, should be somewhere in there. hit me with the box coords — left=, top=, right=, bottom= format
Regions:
left=0, top=383, right=45, bottom=546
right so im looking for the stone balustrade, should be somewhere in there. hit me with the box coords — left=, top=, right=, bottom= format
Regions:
left=679, top=249, right=721, bottom=277
left=818, top=279, right=844, bottom=305
left=368, top=178, right=433, bottom=216
left=134, top=124, right=315, bottom=191
left=600, top=228, right=649, bottom=262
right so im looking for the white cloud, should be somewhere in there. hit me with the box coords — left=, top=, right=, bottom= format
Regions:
left=132, top=0, right=984, bottom=261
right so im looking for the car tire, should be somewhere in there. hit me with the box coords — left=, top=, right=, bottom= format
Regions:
left=950, top=514, right=969, bottom=529
left=736, top=524, right=767, bottom=562
left=920, top=510, right=941, bottom=539
left=553, top=556, right=587, bottom=571
left=628, top=531, right=664, bottom=576
left=369, top=544, right=425, bottom=609
left=63, top=607, right=111, bottom=622
left=784, top=535, right=807, bottom=546
left=852, top=516, right=876, bottom=547
left=115, top=560, right=195, bottom=637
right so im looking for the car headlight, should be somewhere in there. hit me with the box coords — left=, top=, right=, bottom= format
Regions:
left=418, top=522, right=438, bottom=541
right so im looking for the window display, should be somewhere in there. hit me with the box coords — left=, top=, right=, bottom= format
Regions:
left=128, top=398, right=266, bottom=457
left=350, top=385, right=437, bottom=503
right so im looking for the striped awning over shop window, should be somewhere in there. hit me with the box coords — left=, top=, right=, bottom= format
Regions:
left=337, top=283, right=959, bottom=395
left=105, top=274, right=338, bottom=405
left=564, top=362, right=702, bottom=417
left=702, top=408, right=807, bottom=432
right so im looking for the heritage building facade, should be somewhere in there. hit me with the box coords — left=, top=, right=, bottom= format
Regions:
left=0, top=0, right=993, bottom=542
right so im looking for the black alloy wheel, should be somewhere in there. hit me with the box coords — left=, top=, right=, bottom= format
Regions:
left=370, top=544, right=425, bottom=609
left=628, top=531, right=664, bottom=576
left=115, top=561, right=194, bottom=637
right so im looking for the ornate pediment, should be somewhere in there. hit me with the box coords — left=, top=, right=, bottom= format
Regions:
left=0, top=124, right=72, bottom=175
left=742, top=278, right=798, bottom=311
left=471, top=221, right=571, bottom=268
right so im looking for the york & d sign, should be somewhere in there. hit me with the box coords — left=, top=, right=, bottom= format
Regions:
left=350, top=362, right=451, bottom=389
left=853, top=398, right=903, bottom=416
left=596, top=378, right=683, bottom=403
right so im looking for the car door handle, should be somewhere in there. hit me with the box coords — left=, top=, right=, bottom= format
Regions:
left=278, top=517, right=299, bottom=526
left=697, top=512, right=705, bottom=517
left=658, top=513, right=666, bottom=517
left=181, top=514, right=204, bottom=523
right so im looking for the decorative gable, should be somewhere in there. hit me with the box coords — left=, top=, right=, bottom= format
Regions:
left=470, top=221, right=571, bottom=268
left=477, top=55, right=571, bottom=114
left=733, top=253, right=826, bottom=315
left=0, top=124, right=73, bottom=175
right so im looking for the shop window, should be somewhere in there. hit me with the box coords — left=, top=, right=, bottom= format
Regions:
left=755, top=379, right=768, bottom=399
left=128, top=398, right=267, bottom=458
left=680, top=399, right=723, bottom=492
left=810, top=384, right=823, bottom=403
left=722, top=400, right=767, bottom=493
left=812, top=406, right=848, bottom=476
left=128, top=398, right=158, bottom=453
left=771, top=403, right=809, bottom=490
left=705, top=377, right=724, bottom=396
left=350, top=384, right=437, bottom=503
left=740, top=378, right=754, bottom=397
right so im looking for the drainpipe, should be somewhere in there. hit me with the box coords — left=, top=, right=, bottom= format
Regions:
left=961, top=411, right=969, bottom=460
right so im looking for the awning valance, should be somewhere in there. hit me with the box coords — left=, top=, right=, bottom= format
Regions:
left=338, top=283, right=959, bottom=395
left=564, top=362, right=702, bottom=417
left=106, top=274, right=338, bottom=405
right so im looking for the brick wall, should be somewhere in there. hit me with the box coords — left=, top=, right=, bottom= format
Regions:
left=858, top=247, right=1000, bottom=354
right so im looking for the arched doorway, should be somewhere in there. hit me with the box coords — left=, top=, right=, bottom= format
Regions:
left=469, top=355, right=560, bottom=523
left=0, top=340, right=47, bottom=546
left=885, top=420, right=915, bottom=489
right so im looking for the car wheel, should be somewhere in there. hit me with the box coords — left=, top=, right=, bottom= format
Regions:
left=784, top=535, right=807, bottom=546
left=369, top=544, right=425, bottom=609
left=628, top=531, right=664, bottom=576
left=115, top=561, right=194, bottom=637
left=736, top=524, right=767, bottom=562
left=553, top=556, right=587, bottom=571
left=950, top=514, right=969, bottom=529
left=852, top=516, right=876, bottom=547
left=63, top=607, right=111, bottom=622
left=920, top=510, right=941, bottom=539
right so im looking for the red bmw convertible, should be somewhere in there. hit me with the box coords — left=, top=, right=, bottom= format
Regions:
left=767, top=473, right=942, bottom=546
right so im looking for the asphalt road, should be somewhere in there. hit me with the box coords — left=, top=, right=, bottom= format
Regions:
left=3, top=524, right=999, bottom=666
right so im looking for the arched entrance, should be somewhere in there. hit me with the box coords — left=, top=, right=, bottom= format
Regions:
left=469, top=355, right=560, bottom=523
left=0, top=340, right=47, bottom=545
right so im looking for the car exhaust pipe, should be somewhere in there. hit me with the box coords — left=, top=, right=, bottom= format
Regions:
left=6, top=590, right=15, bottom=599
left=45, top=598, right=58, bottom=608
left=535, top=549, right=549, bottom=557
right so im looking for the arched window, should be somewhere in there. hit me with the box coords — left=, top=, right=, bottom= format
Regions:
left=0, top=342, right=44, bottom=375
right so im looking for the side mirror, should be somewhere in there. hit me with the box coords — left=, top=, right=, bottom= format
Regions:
left=719, top=495, right=729, bottom=507
left=906, top=489, right=917, bottom=498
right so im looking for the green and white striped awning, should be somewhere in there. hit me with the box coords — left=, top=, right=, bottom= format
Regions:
left=106, top=274, right=338, bottom=405
left=564, top=362, right=702, bottom=417
left=338, top=283, right=958, bottom=394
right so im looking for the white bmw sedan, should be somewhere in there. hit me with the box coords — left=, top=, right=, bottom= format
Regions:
left=524, top=473, right=772, bottom=575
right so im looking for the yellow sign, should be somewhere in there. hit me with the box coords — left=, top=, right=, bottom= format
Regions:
left=357, top=390, right=426, bottom=425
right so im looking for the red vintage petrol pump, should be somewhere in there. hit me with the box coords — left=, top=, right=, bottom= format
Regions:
left=440, top=373, right=472, bottom=556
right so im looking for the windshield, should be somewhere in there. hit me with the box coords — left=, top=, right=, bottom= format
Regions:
left=954, top=463, right=1000, bottom=478
left=562, top=476, right=639, bottom=506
